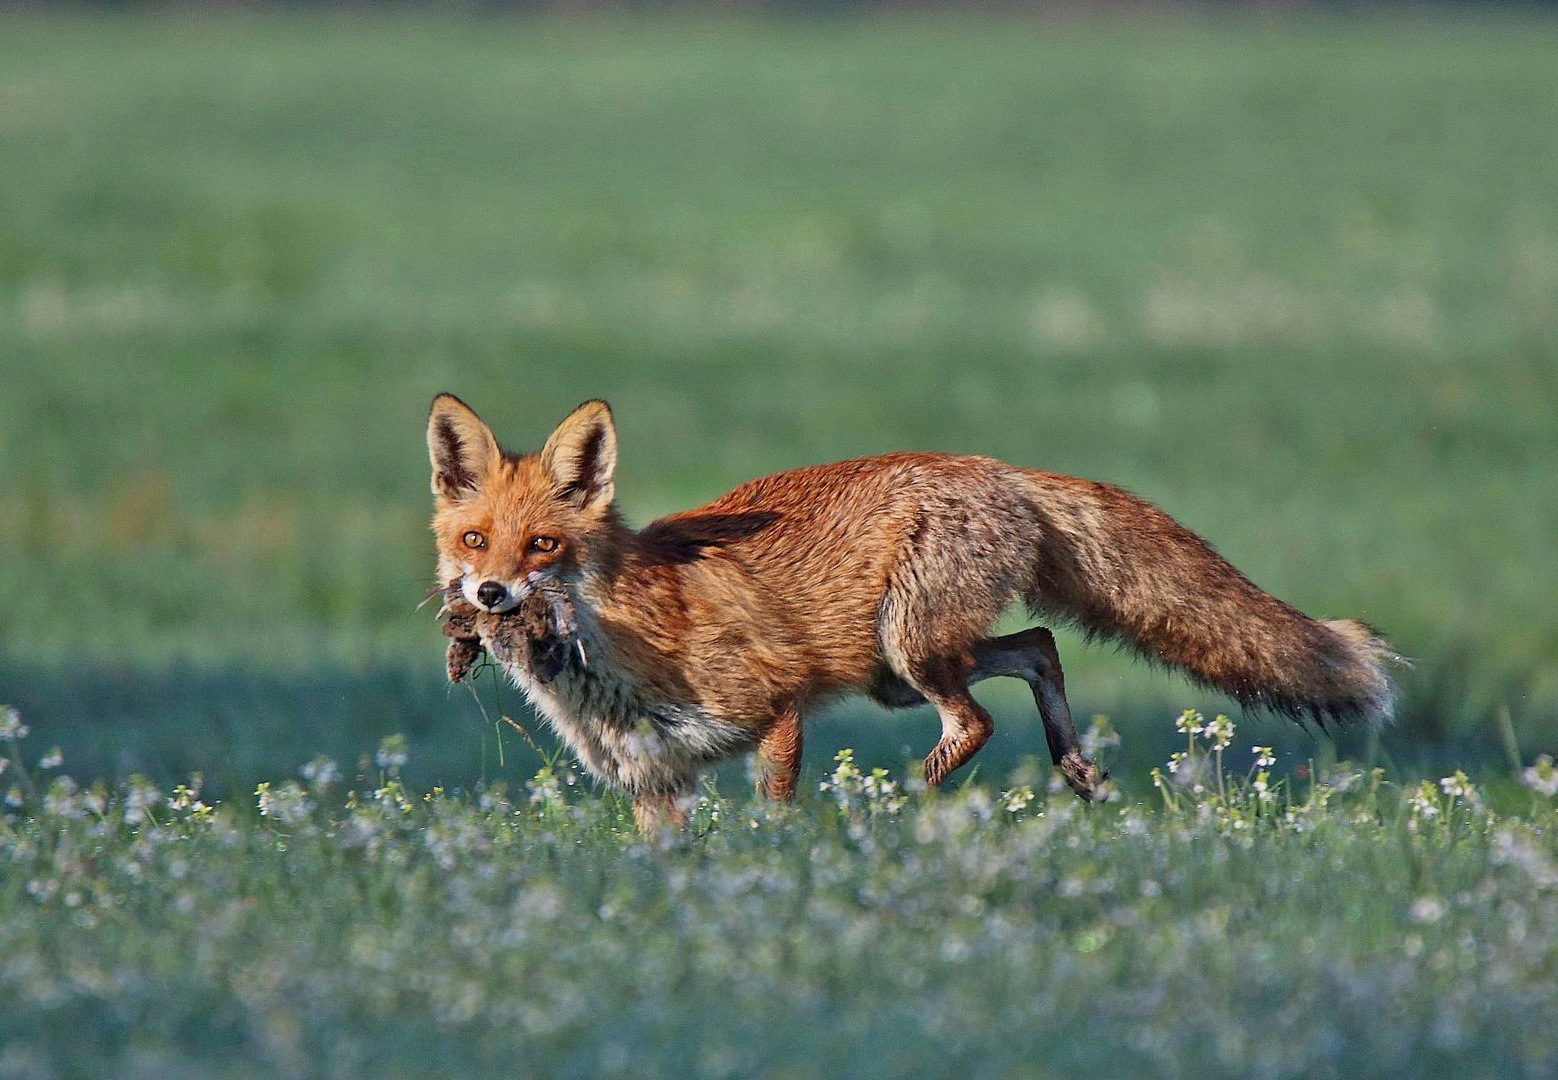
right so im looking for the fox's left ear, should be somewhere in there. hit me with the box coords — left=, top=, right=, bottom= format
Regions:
left=541, top=399, right=617, bottom=512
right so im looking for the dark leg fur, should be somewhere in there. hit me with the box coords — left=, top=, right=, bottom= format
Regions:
left=871, top=627, right=1106, bottom=800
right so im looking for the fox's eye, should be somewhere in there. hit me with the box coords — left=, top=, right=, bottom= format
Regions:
left=530, top=536, right=558, bottom=553
left=462, top=531, right=485, bottom=550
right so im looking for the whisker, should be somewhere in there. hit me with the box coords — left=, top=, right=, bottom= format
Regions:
left=415, top=580, right=463, bottom=613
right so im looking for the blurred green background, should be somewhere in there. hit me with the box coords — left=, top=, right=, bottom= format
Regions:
left=1, top=12, right=1554, bottom=794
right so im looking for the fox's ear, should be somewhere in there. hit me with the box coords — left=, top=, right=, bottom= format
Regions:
left=541, top=399, right=617, bottom=512
left=427, top=394, right=500, bottom=501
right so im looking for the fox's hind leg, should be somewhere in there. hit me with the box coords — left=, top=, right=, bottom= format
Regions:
left=754, top=704, right=803, bottom=802
left=973, top=628, right=1106, bottom=801
left=876, top=519, right=1049, bottom=789
left=887, top=653, right=996, bottom=789
left=870, top=628, right=1106, bottom=800
left=922, top=690, right=996, bottom=789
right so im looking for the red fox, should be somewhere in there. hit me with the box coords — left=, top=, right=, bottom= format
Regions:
left=429, top=395, right=1395, bottom=831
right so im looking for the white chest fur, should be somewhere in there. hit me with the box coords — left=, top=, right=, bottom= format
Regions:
left=481, top=615, right=749, bottom=797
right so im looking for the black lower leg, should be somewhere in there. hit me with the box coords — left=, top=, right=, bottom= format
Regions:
left=1011, top=630, right=1106, bottom=800
left=1031, top=660, right=1081, bottom=767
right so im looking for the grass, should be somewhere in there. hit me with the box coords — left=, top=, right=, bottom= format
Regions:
left=5, top=710, right=1558, bottom=1079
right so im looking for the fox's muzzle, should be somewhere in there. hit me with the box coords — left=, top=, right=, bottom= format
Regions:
left=463, top=575, right=524, bottom=613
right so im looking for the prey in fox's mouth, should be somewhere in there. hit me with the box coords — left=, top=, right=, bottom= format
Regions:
left=438, top=576, right=583, bottom=685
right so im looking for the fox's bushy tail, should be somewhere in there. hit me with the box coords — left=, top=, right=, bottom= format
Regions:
left=1021, top=472, right=1397, bottom=724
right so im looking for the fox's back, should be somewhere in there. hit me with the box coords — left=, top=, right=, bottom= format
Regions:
left=631, top=454, right=1046, bottom=684
left=646, top=452, right=1002, bottom=580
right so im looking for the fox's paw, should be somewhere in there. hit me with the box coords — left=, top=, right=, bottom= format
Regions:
left=1059, top=751, right=1109, bottom=803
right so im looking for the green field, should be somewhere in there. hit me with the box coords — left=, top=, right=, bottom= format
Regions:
left=2, top=12, right=1557, bottom=1076
left=2, top=14, right=1556, bottom=791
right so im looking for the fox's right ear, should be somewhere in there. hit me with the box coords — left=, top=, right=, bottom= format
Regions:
left=427, top=394, right=500, bottom=501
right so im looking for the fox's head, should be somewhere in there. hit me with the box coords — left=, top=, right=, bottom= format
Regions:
left=427, top=394, right=619, bottom=613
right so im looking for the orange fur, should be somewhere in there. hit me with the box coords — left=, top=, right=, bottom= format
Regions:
left=429, top=395, right=1394, bottom=829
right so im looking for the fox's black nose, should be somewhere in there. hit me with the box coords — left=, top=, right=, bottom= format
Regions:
left=476, top=581, right=508, bottom=609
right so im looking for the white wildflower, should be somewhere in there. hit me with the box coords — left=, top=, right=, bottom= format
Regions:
left=123, top=778, right=163, bottom=825
left=819, top=749, right=863, bottom=807
left=527, top=766, right=564, bottom=807
left=1252, top=770, right=1275, bottom=806
left=1438, top=771, right=1483, bottom=813
left=1080, top=715, right=1121, bottom=759
left=1407, top=781, right=1440, bottom=831
left=301, top=756, right=342, bottom=789
left=1001, top=786, right=1036, bottom=814
left=43, top=777, right=85, bottom=819
left=255, top=780, right=314, bottom=825
left=1520, top=755, right=1558, bottom=798
left=1204, top=714, right=1235, bottom=749
left=0, top=707, right=28, bottom=742
left=1174, top=709, right=1205, bottom=736
left=38, top=747, right=63, bottom=770
left=375, top=734, right=409, bottom=774
left=1253, top=746, right=1276, bottom=769
left=168, top=777, right=211, bottom=817
left=861, top=768, right=906, bottom=814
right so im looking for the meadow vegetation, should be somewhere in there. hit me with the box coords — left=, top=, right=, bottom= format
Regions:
left=5, top=706, right=1558, bottom=1078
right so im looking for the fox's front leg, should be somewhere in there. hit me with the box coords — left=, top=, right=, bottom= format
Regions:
left=441, top=592, right=484, bottom=684
left=754, top=704, right=803, bottom=802
left=632, top=790, right=692, bottom=834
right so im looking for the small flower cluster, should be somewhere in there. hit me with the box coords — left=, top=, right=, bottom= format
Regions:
left=255, top=780, right=315, bottom=826
left=0, top=706, right=29, bottom=742
left=301, top=756, right=342, bottom=790
left=1000, top=785, right=1036, bottom=814
left=168, top=776, right=213, bottom=818
left=1154, top=710, right=1244, bottom=809
left=1405, top=772, right=1486, bottom=834
left=819, top=749, right=906, bottom=815
left=375, top=734, right=409, bottom=775
left=1079, top=715, right=1121, bottom=760
left=1153, top=711, right=1345, bottom=833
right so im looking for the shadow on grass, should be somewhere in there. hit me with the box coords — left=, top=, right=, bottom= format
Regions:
left=0, top=650, right=1532, bottom=802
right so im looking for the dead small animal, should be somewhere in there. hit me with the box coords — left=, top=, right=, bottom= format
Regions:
left=439, top=579, right=581, bottom=684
